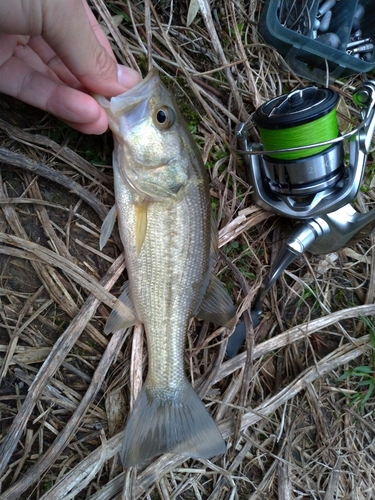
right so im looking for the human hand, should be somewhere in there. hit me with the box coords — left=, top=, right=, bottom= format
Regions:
left=0, top=0, right=141, bottom=134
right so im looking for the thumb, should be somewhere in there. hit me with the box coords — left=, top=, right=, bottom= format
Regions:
left=42, top=0, right=141, bottom=96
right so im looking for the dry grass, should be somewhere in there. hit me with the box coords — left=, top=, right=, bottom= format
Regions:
left=0, top=1, right=375, bottom=498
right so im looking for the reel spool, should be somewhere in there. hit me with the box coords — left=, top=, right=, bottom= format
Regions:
left=253, top=87, right=342, bottom=198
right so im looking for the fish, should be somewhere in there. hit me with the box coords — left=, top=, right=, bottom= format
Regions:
left=96, top=69, right=236, bottom=468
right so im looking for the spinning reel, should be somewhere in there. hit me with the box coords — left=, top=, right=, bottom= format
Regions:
left=227, top=80, right=375, bottom=357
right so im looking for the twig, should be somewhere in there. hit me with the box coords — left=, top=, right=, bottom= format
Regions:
left=41, top=332, right=371, bottom=499
left=0, top=254, right=126, bottom=480
left=0, top=147, right=108, bottom=221
left=2, top=325, right=128, bottom=500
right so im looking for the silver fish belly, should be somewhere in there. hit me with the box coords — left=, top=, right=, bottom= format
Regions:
left=97, top=69, right=235, bottom=467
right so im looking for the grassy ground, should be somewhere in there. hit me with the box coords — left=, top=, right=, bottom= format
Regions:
left=1, top=1, right=375, bottom=498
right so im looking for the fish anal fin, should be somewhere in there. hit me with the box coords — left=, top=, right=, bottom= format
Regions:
left=121, top=378, right=226, bottom=468
left=105, top=282, right=139, bottom=334
left=135, top=202, right=148, bottom=254
left=100, top=205, right=117, bottom=251
left=197, top=274, right=236, bottom=328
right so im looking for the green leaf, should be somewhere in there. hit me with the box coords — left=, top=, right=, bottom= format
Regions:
left=187, top=0, right=200, bottom=26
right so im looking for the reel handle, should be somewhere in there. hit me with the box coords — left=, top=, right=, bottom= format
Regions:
left=227, top=204, right=375, bottom=358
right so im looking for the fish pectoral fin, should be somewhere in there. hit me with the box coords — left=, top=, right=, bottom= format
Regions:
left=196, top=274, right=237, bottom=328
left=135, top=202, right=148, bottom=254
left=105, top=282, right=139, bottom=334
left=121, top=378, right=226, bottom=468
left=100, top=205, right=117, bottom=250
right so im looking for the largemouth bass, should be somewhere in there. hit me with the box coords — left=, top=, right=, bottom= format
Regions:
left=97, top=69, right=235, bottom=468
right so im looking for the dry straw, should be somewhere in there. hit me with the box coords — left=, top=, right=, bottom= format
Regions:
left=0, top=0, right=374, bottom=499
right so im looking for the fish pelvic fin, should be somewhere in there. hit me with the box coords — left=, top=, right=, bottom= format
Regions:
left=197, top=274, right=237, bottom=328
left=121, top=378, right=226, bottom=468
left=134, top=202, right=148, bottom=254
left=105, top=282, right=139, bottom=334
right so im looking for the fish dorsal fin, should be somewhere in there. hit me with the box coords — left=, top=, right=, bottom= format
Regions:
left=135, top=202, right=148, bottom=254
left=193, top=211, right=221, bottom=313
left=100, top=205, right=117, bottom=251
left=197, top=274, right=237, bottom=328
left=105, top=282, right=139, bottom=334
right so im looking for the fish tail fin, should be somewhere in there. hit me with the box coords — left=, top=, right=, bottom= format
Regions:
left=121, top=378, right=226, bottom=468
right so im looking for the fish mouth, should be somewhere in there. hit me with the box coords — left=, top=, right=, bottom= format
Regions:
left=109, top=68, right=161, bottom=116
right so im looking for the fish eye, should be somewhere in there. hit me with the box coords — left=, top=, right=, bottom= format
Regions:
left=153, top=106, right=175, bottom=129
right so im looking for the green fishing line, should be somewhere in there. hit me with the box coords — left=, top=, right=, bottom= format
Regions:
left=258, top=108, right=339, bottom=160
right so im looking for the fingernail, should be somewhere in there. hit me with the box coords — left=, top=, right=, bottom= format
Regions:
left=117, top=64, right=142, bottom=90
left=117, top=64, right=127, bottom=87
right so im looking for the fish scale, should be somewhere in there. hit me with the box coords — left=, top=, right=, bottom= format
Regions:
left=96, top=69, right=236, bottom=468
left=133, top=194, right=207, bottom=390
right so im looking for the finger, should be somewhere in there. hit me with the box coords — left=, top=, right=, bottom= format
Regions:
left=63, top=112, right=109, bottom=135
left=82, top=0, right=115, bottom=59
left=13, top=42, right=65, bottom=86
left=0, top=0, right=141, bottom=96
left=27, top=35, right=83, bottom=90
left=0, top=56, right=108, bottom=133
left=26, top=36, right=141, bottom=94
left=0, top=33, right=82, bottom=92
left=41, top=0, right=141, bottom=95
left=0, top=33, right=29, bottom=65
left=82, top=1, right=142, bottom=92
